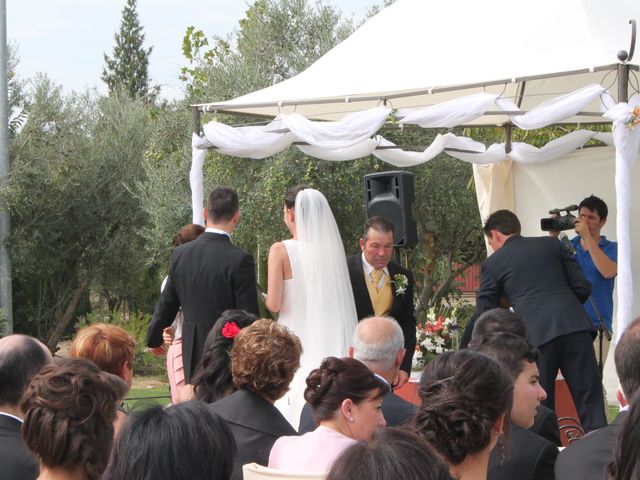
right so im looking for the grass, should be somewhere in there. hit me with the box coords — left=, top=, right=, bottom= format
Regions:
left=124, top=386, right=171, bottom=411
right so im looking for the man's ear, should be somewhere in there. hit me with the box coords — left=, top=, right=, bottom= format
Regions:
left=359, top=238, right=366, bottom=252
left=203, top=208, right=208, bottom=224
left=395, top=348, right=406, bottom=369
left=348, top=346, right=355, bottom=359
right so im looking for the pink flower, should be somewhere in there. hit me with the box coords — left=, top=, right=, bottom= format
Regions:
left=221, top=321, right=241, bottom=339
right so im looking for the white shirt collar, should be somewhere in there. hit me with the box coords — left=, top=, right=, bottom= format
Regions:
left=205, top=227, right=230, bottom=238
left=0, top=411, right=23, bottom=423
left=360, top=252, right=389, bottom=276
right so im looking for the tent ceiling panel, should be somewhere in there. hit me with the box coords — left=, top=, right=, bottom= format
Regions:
left=195, top=0, right=640, bottom=123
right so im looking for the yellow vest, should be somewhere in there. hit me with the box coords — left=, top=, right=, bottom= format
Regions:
left=365, top=270, right=393, bottom=316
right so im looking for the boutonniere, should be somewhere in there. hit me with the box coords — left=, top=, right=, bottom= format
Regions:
left=392, top=274, right=408, bottom=296
left=627, top=106, right=640, bottom=130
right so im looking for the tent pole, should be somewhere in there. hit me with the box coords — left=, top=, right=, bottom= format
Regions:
left=192, top=107, right=201, bottom=135
left=617, top=64, right=629, bottom=103
left=504, top=123, right=512, bottom=154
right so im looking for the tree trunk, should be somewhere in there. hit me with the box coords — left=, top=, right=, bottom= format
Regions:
left=46, top=279, right=90, bottom=353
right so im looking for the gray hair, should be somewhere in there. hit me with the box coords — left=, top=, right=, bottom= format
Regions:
left=353, top=317, right=404, bottom=371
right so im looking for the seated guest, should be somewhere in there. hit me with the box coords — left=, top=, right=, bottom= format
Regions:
left=556, top=315, right=640, bottom=480
left=209, top=319, right=301, bottom=480
left=269, top=356, right=388, bottom=473
left=470, top=333, right=558, bottom=480
left=472, top=307, right=561, bottom=446
left=20, top=358, right=126, bottom=480
left=415, top=350, right=513, bottom=480
left=70, top=323, right=135, bottom=434
left=103, top=401, right=235, bottom=480
left=182, top=309, right=256, bottom=403
left=0, top=334, right=52, bottom=480
left=299, top=315, right=415, bottom=433
left=326, top=427, right=451, bottom=480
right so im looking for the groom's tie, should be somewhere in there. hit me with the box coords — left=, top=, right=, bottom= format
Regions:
left=370, top=268, right=383, bottom=293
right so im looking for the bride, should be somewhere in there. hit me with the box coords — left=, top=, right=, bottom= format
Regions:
left=265, top=185, right=358, bottom=428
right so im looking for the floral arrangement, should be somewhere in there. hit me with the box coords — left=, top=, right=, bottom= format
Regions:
left=412, top=306, right=459, bottom=370
left=392, top=273, right=408, bottom=296
left=626, top=106, right=640, bottom=130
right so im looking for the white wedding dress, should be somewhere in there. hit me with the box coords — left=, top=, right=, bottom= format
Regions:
left=274, top=190, right=358, bottom=429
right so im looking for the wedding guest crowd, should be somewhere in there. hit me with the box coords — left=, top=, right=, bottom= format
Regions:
left=5, top=187, right=634, bottom=480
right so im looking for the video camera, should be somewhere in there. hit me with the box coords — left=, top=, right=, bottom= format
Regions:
left=540, top=205, right=578, bottom=231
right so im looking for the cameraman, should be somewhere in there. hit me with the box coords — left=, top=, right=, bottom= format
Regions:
left=563, top=195, right=618, bottom=365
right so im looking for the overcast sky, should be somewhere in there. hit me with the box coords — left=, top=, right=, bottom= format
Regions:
left=7, top=0, right=377, bottom=100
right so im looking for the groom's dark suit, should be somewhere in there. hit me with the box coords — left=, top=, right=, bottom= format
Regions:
left=146, top=231, right=259, bottom=382
left=347, top=254, right=416, bottom=374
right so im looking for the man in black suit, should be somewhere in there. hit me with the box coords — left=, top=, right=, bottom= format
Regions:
left=472, top=307, right=561, bottom=446
left=347, top=216, right=416, bottom=386
left=471, top=333, right=558, bottom=480
left=298, top=316, right=416, bottom=433
left=461, top=210, right=606, bottom=432
left=146, top=187, right=259, bottom=382
left=555, top=315, right=640, bottom=480
left=0, top=335, right=53, bottom=480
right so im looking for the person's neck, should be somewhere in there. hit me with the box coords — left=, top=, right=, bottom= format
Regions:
left=38, top=465, right=85, bottom=480
left=319, top=418, right=352, bottom=439
left=449, top=450, right=490, bottom=480
left=206, top=223, right=233, bottom=235
left=0, top=404, right=23, bottom=419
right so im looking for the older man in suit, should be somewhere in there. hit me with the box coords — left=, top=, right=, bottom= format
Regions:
left=461, top=210, right=606, bottom=432
left=555, top=315, right=640, bottom=480
left=0, top=335, right=53, bottom=480
left=347, top=216, right=416, bottom=387
left=298, top=316, right=416, bottom=433
left=146, top=187, right=259, bottom=383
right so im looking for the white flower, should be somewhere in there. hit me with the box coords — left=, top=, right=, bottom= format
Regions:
left=435, top=346, right=444, bottom=354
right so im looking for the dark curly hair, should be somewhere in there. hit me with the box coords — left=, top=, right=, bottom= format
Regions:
left=327, top=427, right=451, bottom=480
left=103, top=401, right=235, bottom=480
left=414, top=350, right=513, bottom=466
left=231, top=319, right=302, bottom=402
left=20, top=358, right=124, bottom=480
left=304, top=356, right=389, bottom=423
left=191, top=309, right=257, bottom=403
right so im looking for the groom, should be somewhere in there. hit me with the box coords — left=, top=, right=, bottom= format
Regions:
left=347, top=216, right=416, bottom=387
left=146, top=186, right=259, bottom=383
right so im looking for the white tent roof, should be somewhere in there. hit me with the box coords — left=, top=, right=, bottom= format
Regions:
left=195, top=0, right=639, bottom=123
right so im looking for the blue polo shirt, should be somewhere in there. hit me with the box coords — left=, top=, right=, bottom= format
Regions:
left=571, top=235, right=617, bottom=331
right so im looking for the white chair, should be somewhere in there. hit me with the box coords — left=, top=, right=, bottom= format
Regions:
left=242, top=463, right=327, bottom=480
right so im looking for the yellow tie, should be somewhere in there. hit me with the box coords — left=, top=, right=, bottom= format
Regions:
left=370, top=269, right=383, bottom=292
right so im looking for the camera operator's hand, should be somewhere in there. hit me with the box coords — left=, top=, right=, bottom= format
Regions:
left=574, top=218, right=591, bottom=240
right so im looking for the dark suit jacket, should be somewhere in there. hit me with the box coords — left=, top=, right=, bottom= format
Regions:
left=462, top=235, right=592, bottom=348
left=347, top=254, right=416, bottom=373
left=0, top=414, right=39, bottom=480
left=146, top=232, right=259, bottom=381
left=531, top=404, right=561, bottom=447
left=555, top=411, right=626, bottom=480
left=297, top=390, right=416, bottom=434
left=209, top=389, right=297, bottom=480
left=489, top=425, right=558, bottom=480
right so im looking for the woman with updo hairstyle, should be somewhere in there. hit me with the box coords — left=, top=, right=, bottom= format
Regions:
left=268, top=356, right=388, bottom=474
left=326, top=427, right=452, bottom=480
left=414, top=350, right=513, bottom=480
left=209, top=319, right=302, bottom=480
left=183, top=309, right=256, bottom=403
left=20, top=358, right=127, bottom=480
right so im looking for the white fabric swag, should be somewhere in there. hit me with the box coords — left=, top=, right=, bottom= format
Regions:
left=191, top=84, right=640, bottom=334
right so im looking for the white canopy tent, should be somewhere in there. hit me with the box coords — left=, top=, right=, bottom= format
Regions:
left=189, top=0, right=640, bottom=350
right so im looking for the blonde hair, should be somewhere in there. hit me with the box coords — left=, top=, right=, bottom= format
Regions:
left=70, top=323, right=135, bottom=376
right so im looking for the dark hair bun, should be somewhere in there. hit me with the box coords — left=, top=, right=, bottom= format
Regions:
left=304, top=357, right=342, bottom=406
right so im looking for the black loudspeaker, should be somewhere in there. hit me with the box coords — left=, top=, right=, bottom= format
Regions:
left=364, top=171, right=417, bottom=248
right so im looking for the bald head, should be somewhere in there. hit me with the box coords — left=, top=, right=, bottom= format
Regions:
left=352, top=316, right=404, bottom=373
left=0, top=334, right=53, bottom=408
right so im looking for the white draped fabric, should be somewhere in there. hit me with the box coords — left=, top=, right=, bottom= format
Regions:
left=190, top=85, right=640, bottom=334
left=603, top=99, right=640, bottom=339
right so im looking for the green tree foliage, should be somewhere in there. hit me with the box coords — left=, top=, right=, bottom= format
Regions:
left=5, top=76, right=153, bottom=350
left=7, top=42, right=26, bottom=134
left=102, top=0, right=155, bottom=99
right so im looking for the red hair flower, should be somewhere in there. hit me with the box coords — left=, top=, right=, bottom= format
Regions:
left=221, top=321, right=241, bottom=339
